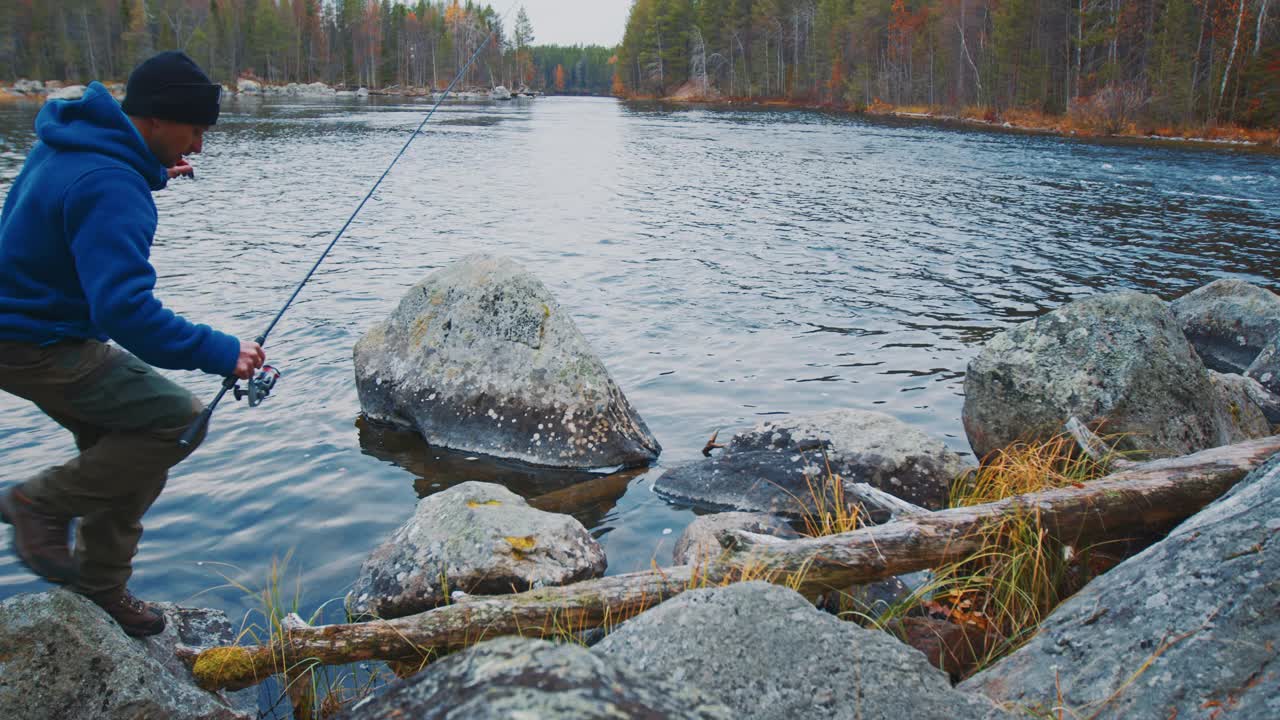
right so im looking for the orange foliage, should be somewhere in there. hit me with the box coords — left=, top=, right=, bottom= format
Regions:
left=611, top=70, right=626, bottom=96
left=444, top=0, right=464, bottom=27
left=554, top=64, right=566, bottom=92
left=829, top=60, right=844, bottom=97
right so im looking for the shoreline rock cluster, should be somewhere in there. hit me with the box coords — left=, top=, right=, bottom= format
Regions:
left=3, top=261, right=1277, bottom=718
left=2, top=77, right=532, bottom=104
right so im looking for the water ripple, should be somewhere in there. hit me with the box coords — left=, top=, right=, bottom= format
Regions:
left=0, top=97, right=1276, bottom=620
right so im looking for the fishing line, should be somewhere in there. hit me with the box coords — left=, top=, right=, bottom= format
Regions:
left=181, top=8, right=516, bottom=447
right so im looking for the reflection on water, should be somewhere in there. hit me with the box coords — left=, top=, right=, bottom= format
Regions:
left=0, top=95, right=1276, bottom=629
left=356, top=418, right=637, bottom=531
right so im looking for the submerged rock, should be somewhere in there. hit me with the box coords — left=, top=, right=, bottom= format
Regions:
left=1169, top=278, right=1280, bottom=374
left=655, top=409, right=969, bottom=517
left=0, top=590, right=254, bottom=720
left=346, top=481, right=606, bottom=620
left=671, top=512, right=800, bottom=565
left=336, top=636, right=731, bottom=719
left=963, top=292, right=1268, bottom=460
left=961, top=453, right=1280, bottom=718
left=593, top=582, right=1010, bottom=720
left=354, top=254, right=660, bottom=469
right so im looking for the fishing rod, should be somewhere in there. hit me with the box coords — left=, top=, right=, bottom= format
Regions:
left=180, top=18, right=510, bottom=448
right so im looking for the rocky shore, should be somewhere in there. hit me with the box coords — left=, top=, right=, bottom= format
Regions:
left=4, top=262, right=1279, bottom=718
left=1, top=77, right=533, bottom=104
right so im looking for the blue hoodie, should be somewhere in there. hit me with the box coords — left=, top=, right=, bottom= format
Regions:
left=0, top=81, right=239, bottom=376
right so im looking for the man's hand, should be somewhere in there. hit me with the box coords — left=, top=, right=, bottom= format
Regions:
left=168, top=158, right=194, bottom=180
left=234, top=341, right=266, bottom=380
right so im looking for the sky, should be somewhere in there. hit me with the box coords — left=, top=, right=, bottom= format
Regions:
left=505, top=0, right=633, bottom=48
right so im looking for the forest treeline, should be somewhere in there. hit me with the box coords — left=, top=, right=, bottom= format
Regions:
left=0, top=1, right=617, bottom=95
left=617, top=0, right=1280, bottom=128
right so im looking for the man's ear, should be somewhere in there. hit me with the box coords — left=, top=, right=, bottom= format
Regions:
left=128, top=115, right=155, bottom=140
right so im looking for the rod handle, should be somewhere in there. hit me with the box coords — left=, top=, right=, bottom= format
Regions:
left=179, top=406, right=213, bottom=448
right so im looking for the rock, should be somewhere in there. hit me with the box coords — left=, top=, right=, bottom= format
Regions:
left=594, top=582, right=1010, bottom=720
left=46, top=85, right=86, bottom=101
left=963, top=291, right=1266, bottom=460
left=1247, top=336, right=1280, bottom=398
left=835, top=570, right=932, bottom=619
left=0, top=590, right=253, bottom=720
left=1169, top=278, right=1280, bottom=373
left=356, top=87, right=369, bottom=97
left=490, top=85, right=512, bottom=100
left=346, top=481, right=606, bottom=619
left=889, top=616, right=1002, bottom=681
left=12, top=78, right=43, bottom=94
left=655, top=409, right=969, bottom=516
left=960, top=453, right=1280, bottom=718
left=1208, top=370, right=1278, bottom=428
left=336, top=636, right=731, bottom=719
left=235, top=78, right=260, bottom=94
left=672, top=512, right=800, bottom=565
left=354, top=254, right=661, bottom=469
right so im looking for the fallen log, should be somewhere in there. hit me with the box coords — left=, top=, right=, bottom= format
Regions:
left=188, top=435, right=1280, bottom=691
left=190, top=565, right=695, bottom=691
left=709, top=435, right=1280, bottom=595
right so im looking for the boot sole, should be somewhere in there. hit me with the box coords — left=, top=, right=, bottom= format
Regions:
left=118, top=618, right=167, bottom=638
left=0, top=492, right=78, bottom=586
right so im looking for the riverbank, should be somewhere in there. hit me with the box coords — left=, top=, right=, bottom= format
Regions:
left=0, top=78, right=538, bottom=104
left=624, top=91, right=1280, bottom=150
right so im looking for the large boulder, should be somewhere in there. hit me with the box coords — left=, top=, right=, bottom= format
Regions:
left=346, top=481, right=606, bottom=619
left=337, top=636, right=731, bottom=719
left=671, top=512, right=800, bottom=565
left=235, top=78, right=261, bottom=93
left=963, top=292, right=1268, bottom=460
left=655, top=409, right=970, bottom=516
left=1169, top=279, right=1280, bottom=374
left=354, top=254, right=660, bottom=469
left=0, top=590, right=254, bottom=720
left=961, top=453, right=1280, bottom=718
left=593, top=582, right=1010, bottom=720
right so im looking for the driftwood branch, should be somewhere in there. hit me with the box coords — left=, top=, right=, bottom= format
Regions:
left=189, top=436, right=1280, bottom=692
left=1064, top=416, right=1137, bottom=470
left=709, top=435, right=1280, bottom=596
left=191, top=566, right=694, bottom=691
left=847, top=482, right=928, bottom=519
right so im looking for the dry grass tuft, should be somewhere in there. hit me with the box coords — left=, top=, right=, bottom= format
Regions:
left=851, top=433, right=1120, bottom=677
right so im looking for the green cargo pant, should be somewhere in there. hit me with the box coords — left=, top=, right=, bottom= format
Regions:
left=0, top=339, right=205, bottom=594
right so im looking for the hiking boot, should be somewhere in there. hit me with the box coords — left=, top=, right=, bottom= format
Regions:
left=85, top=586, right=166, bottom=637
left=0, top=487, right=78, bottom=585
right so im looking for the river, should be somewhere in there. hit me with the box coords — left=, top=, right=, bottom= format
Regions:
left=1, top=95, right=1277, bottom=632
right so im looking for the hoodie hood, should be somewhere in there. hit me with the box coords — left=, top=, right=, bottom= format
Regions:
left=35, top=82, right=168, bottom=192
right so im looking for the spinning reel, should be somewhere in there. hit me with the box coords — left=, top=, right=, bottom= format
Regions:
left=233, top=365, right=281, bottom=408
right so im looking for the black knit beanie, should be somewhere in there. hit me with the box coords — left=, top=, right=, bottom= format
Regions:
left=121, top=51, right=221, bottom=126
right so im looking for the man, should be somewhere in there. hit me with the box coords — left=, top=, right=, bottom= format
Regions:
left=0, top=51, right=265, bottom=637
